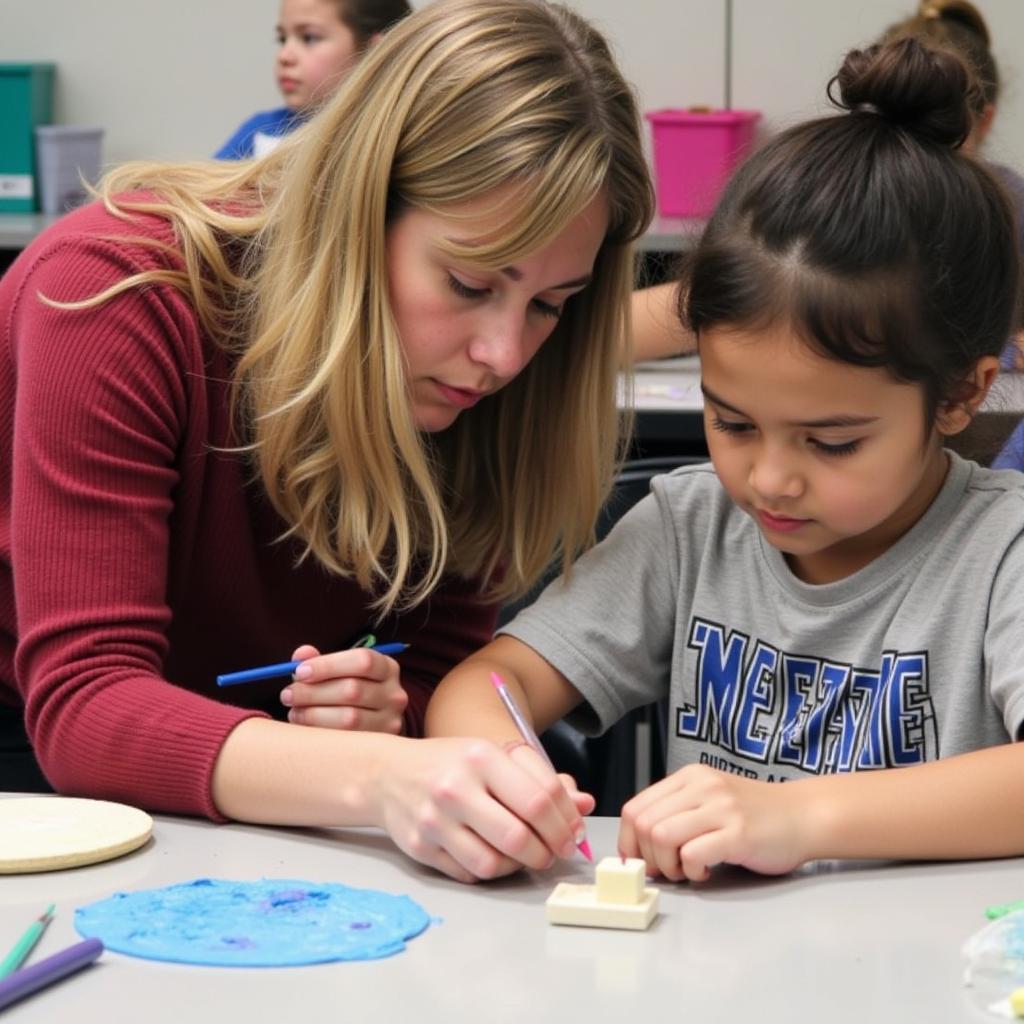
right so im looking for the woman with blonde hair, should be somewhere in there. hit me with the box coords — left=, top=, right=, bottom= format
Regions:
left=0, top=0, right=653, bottom=882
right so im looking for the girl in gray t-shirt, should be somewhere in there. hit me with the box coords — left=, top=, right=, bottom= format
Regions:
left=427, top=36, right=1024, bottom=883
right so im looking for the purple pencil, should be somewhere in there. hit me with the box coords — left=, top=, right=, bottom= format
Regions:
left=0, top=937, right=103, bottom=1011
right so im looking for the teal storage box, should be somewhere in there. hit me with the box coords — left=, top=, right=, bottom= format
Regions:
left=0, top=63, right=55, bottom=212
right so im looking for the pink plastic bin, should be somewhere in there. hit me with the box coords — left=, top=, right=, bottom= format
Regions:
left=646, top=108, right=761, bottom=218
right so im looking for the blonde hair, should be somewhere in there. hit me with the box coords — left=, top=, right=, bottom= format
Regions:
left=84, top=0, right=653, bottom=616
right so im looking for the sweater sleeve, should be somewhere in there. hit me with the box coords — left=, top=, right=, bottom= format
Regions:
left=8, top=229, right=267, bottom=818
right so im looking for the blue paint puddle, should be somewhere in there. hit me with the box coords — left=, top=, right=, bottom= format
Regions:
left=75, top=878, right=431, bottom=967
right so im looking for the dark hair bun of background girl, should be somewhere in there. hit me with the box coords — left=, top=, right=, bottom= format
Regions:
left=829, top=36, right=977, bottom=148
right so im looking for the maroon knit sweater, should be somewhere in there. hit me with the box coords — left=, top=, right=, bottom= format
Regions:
left=0, top=200, right=497, bottom=817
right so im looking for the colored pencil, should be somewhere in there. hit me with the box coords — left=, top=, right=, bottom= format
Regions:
left=0, top=938, right=103, bottom=1012
left=0, top=904, right=55, bottom=980
left=490, top=671, right=594, bottom=862
left=216, top=642, right=409, bottom=686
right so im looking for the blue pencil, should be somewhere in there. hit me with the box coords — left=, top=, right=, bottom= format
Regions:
left=362, top=643, right=408, bottom=658
left=216, top=643, right=409, bottom=687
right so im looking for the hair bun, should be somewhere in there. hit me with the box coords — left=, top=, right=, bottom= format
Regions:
left=830, top=36, right=976, bottom=147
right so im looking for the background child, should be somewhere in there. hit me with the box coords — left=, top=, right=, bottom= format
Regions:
left=995, top=420, right=1024, bottom=470
left=215, top=0, right=410, bottom=159
left=882, top=0, right=1024, bottom=370
left=427, top=36, right=1024, bottom=881
left=627, top=1, right=1024, bottom=372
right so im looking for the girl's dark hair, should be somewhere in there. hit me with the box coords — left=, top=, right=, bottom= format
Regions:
left=683, top=36, right=1020, bottom=420
left=334, top=0, right=411, bottom=47
left=883, top=0, right=998, bottom=110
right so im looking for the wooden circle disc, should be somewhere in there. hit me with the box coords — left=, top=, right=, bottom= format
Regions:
left=0, top=797, right=153, bottom=873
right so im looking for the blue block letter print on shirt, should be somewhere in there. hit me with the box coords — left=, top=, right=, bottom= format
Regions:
left=678, top=617, right=939, bottom=776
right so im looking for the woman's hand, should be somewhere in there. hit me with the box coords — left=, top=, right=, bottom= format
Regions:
left=618, top=765, right=817, bottom=882
left=370, top=737, right=595, bottom=883
left=280, top=644, right=408, bottom=734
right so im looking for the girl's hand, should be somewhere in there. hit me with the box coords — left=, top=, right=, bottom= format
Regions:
left=280, top=644, right=408, bottom=734
left=618, top=765, right=816, bottom=882
left=371, top=737, right=595, bottom=883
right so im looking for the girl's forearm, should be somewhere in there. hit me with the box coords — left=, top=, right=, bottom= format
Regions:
left=425, top=637, right=580, bottom=742
left=631, top=282, right=695, bottom=362
left=800, top=742, right=1024, bottom=862
left=425, top=656, right=526, bottom=746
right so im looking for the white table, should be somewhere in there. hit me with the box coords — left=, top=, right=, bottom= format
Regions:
left=626, top=356, right=1024, bottom=463
left=636, top=215, right=703, bottom=254
left=629, top=355, right=1024, bottom=414
left=0, top=808, right=1016, bottom=1023
left=0, top=213, right=59, bottom=250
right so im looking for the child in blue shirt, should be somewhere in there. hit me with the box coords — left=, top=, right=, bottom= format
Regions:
left=216, top=0, right=409, bottom=159
left=426, top=37, right=1024, bottom=881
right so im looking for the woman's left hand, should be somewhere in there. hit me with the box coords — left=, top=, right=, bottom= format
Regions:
left=280, top=644, right=409, bottom=734
left=618, top=764, right=816, bottom=882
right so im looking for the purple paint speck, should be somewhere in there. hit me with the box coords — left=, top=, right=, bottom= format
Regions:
left=269, top=890, right=309, bottom=907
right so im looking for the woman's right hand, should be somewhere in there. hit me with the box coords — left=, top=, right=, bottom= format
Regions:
left=369, top=737, right=594, bottom=883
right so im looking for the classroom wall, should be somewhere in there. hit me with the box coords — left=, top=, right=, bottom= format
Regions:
left=1, top=0, right=1023, bottom=173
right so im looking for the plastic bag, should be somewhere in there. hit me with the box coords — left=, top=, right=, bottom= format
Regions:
left=963, top=910, right=1024, bottom=1018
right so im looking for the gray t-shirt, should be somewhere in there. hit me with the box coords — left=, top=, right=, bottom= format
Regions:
left=500, top=453, right=1024, bottom=782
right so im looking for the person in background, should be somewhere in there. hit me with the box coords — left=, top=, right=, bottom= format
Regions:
left=215, top=0, right=410, bottom=159
left=629, top=0, right=1024, bottom=368
left=882, top=0, right=1024, bottom=370
left=889, top=1, right=1024, bottom=472
left=0, top=0, right=656, bottom=883
left=994, top=421, right=1024, bottom=470
left=427, top=38, right=1024, bottom=882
